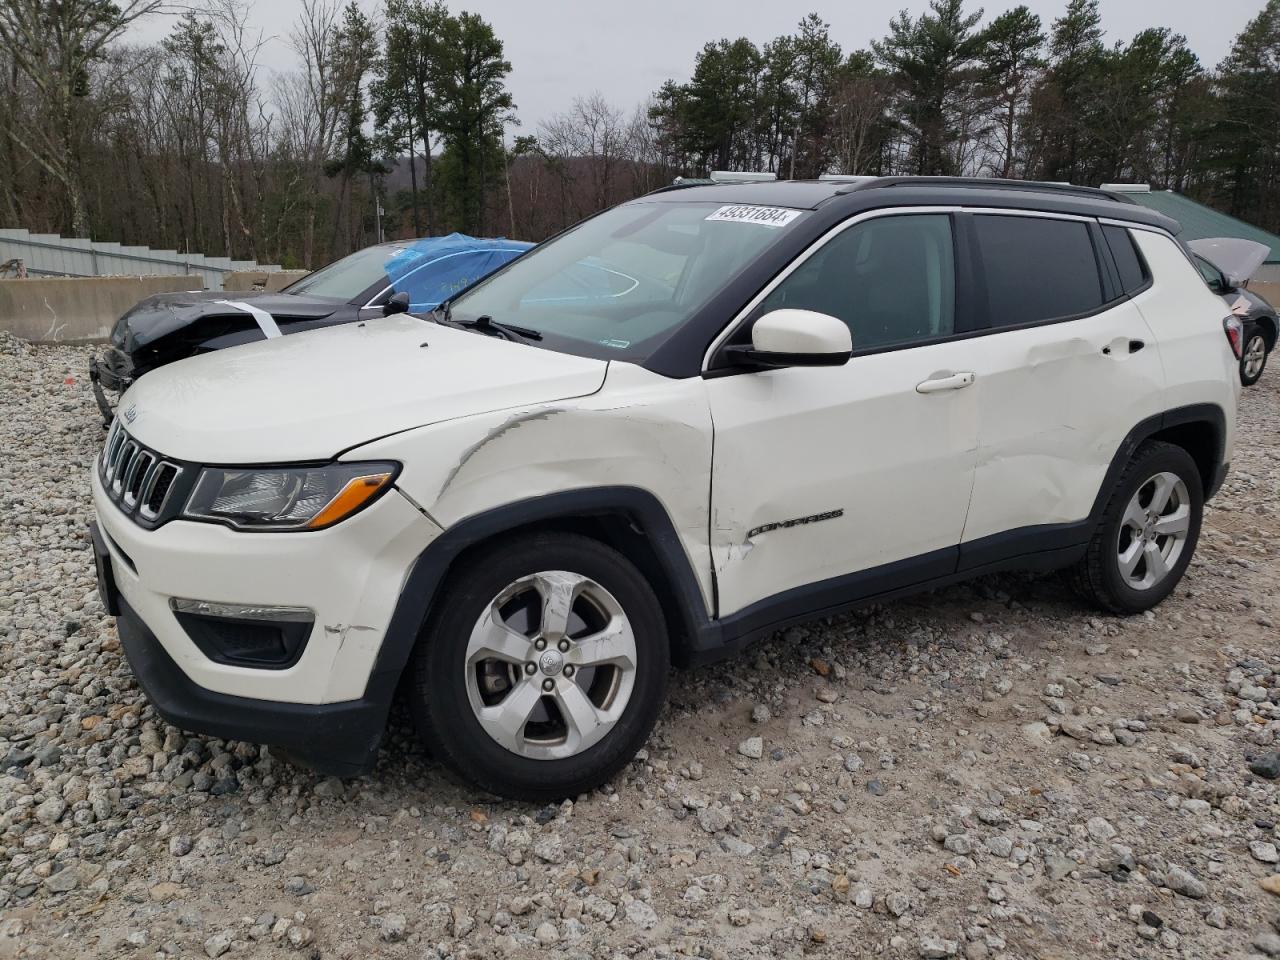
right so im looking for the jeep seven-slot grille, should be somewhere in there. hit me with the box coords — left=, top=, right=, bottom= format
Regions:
left=99, top=421, right=185, bottom=523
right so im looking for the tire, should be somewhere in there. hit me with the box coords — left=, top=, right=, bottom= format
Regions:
left=1240, top=329, right=1269, bottom=386
left=409, top=531, right=669, bottom=802
left=1069, top=441, right=1203, bottom=615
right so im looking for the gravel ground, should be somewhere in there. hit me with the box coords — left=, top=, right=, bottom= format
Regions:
left=1, top=330, right=1279, bottom=960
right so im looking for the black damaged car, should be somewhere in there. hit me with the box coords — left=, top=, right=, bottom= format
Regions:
left=89, top=234, right=530, bottom=422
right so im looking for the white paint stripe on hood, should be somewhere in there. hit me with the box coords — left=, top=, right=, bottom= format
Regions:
left=215, top=299, right=283, bottom=339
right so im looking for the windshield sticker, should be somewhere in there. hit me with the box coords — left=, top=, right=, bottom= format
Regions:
left=598, top=338, right=631, bottom=349
left=705, top=204, right=801, bottom=228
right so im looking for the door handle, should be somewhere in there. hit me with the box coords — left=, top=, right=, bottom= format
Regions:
left=1103, top=338, right=1146, bottom=356
left=916, top=371, right=975, bottom=394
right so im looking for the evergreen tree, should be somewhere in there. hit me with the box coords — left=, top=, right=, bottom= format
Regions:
left=873, top=0, right=987, bottom=175
left=978, top=6, right=1044, bottom=177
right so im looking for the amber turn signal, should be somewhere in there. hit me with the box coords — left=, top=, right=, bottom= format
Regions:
left=306, top=473, right=394, bottom=529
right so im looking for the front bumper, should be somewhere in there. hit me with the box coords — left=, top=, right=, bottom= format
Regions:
left=91, top=466, right=441, bottom=772
left=114, top=590, right=385, bottom=776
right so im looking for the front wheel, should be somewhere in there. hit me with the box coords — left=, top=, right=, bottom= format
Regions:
left=1240, top=330, right=1269, bottom=386
left=409, top=532, right=669, bottom=801
left=1069, top=441, right=1203, bottom=615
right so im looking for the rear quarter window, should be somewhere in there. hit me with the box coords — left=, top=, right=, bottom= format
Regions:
left=974, top=215, right=1104, bottom=327
left=1103, top=225, right=1150, bottom=294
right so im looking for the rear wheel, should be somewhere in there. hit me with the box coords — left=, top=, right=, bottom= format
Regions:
left=409, top=532, right=669, bottom=801
left=1069, top=441, right=1203, bottom=614
left=1240, top=330, right=1269, bottom=386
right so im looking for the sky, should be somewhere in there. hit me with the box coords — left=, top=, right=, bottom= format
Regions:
left=127, top=0, right=1266, bottom=132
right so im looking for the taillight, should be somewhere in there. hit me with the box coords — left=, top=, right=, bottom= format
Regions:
left=1224, top=316, right=1244, bottom=359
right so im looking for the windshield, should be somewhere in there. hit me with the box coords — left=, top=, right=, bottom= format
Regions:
left=448, top=200, right=810, bottom=361
left=285, top=244, right=399, bottom=301
left=283, top=236, right=530, bottom=309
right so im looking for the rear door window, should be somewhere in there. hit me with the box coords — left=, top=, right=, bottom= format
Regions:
left=974, top=215, right=1104, bottom=327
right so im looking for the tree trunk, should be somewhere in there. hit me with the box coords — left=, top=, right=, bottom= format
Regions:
left=406, top=110, right=421, bottom=235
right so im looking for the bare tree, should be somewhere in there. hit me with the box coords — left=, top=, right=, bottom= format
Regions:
left=0, top=0, right=164, bottom=235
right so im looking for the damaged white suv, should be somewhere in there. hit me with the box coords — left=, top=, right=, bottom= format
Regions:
left=91, top=178, right=1240, bottom=800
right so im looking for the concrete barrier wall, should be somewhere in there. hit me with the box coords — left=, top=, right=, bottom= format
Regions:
left=0, top=275, right=202, bottom=343
left=222, top=269, right=309, bottom=293
left=1250, top=281, right=1280, bottom=309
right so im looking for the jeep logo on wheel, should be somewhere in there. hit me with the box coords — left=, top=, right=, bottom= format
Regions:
left=538, top=650, right=564, bottom=676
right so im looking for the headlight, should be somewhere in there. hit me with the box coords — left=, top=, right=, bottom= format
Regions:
left=182, top=462, right=399, bottom=531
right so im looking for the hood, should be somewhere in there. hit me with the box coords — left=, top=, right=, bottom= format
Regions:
left=117, top=314, right=608, bottom=463
left=1188, top=237, right=1271, bottom=287
left=114, top=290, right=345, bottom=348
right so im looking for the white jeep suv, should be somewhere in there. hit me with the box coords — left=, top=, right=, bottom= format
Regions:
left=90, top=178, right=1241, bottom=800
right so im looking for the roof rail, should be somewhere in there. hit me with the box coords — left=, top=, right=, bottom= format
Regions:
left=644, top=180, right=714, bottom=196
left=838, top=176, right=1133, bottom=203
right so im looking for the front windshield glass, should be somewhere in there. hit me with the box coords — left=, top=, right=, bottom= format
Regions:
left=284, top=244, right=397, bottom=301
left=448, top=200, right=810, bottom=361
left=283, top=237, right=529, bottom=307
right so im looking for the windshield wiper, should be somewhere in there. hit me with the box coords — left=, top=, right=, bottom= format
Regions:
left=454, top=314, right=543, bottom=342
left=428, top=302, right=542, bottom=342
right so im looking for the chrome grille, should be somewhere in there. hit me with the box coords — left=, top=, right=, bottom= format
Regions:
left=100, top=422, right=185, bottom=523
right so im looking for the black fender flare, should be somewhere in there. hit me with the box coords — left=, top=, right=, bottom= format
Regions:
left=362, top=486, right=718, bottom=707
left=1094, top=403, right=1228, bottom=505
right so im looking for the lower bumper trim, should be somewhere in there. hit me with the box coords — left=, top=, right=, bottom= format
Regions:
left=115, top=595, right=387, bottom=777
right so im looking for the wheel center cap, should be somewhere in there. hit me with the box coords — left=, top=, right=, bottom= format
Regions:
left=538, top=649, right=564, bottom=676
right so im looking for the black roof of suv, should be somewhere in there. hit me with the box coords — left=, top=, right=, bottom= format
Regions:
left=645, top=176, right=1180, bottom=234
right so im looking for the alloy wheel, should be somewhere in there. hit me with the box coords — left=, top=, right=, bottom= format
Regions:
left=1243, top=334, right=1267, bottom=380
left=1116, top=471, right=1191, bottom=591
left=463, top=571, right=637, bottom=759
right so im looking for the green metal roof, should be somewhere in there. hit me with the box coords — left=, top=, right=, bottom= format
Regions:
left=1119, top=190, right=1280, bottom=264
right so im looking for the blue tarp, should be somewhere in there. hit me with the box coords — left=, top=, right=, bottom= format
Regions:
left=384, top=233, right=532, bottom=311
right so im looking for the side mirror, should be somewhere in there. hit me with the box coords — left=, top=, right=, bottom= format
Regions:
left=383, top=291, right=411, bottom=315
left=1225, top=273, right=1247, bottom=291
left=725, top=309, right=852, bottom=369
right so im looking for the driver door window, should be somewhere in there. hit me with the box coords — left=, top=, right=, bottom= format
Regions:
left=758, top=214, right=956, bottom=352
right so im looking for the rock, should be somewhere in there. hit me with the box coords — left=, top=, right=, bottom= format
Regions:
left=285, top=926, right=313, bottom=948
left=697, top=806, right=731, bottom=833
left=535, top=921, right=559, bottom=945
left=751, top=704, right=771, bottom=724
left=312, top=777, right=344, bottom=798
left=533, top=833, right=564, bottom=864
left=1163, top=865, right=1207, bottom=899
left=625, top=899, right=658, bottom=929
left=943, top=834, right=972, bottom=856
left=257, top=847, right=286, bottom=866
left=203, top=933, right=232, bottom=958
left=379, top=913, right=406, bottom=942
left=1251, top=753, right=1280, bottom=780
left=33, top=798, right=66, bottom=826
left=1086, top=817, right=1116, bottom=842
left=43, top=868, right=77, bottom=893
left=1045, top=854, right=1076, bottom=881
left=919, top=935, right=958, bottom=957
left=169, top=835, right=193, bottom=857
left=887, top=892, right=911, bottom=917
left=737, top=736, right=763, bottom=759
left=1262, top=875, right=1280, bottom=897
left=1255, top=931, right=1280, bottom=957
left=1252, top=842, right=1280, bottom=865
